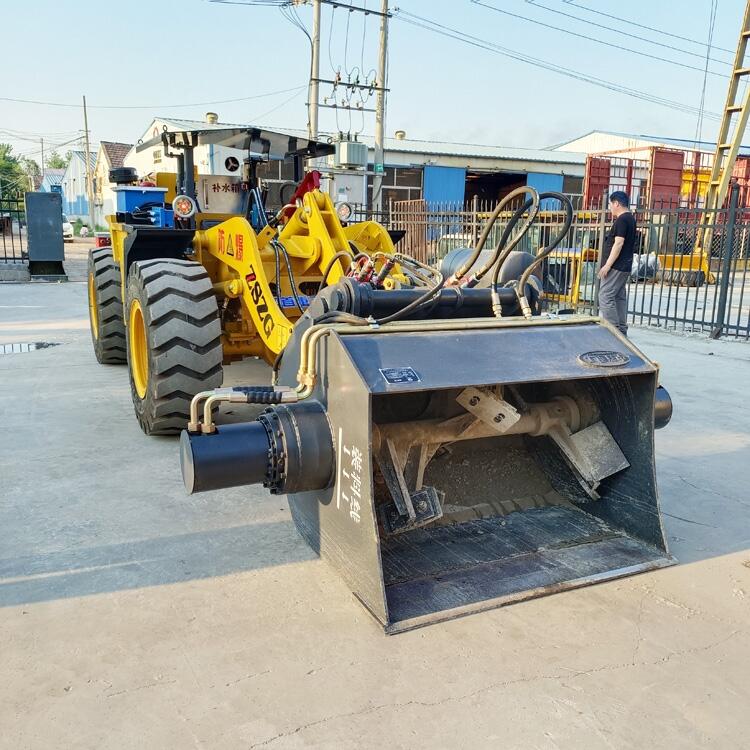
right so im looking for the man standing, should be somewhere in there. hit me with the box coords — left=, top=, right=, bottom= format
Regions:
left=598, top=190, right=636, bottom=336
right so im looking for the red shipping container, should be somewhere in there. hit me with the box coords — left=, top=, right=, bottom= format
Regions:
left=732, top=156, right=750, bottom=180
left=583, top=156, right=611, bottom=209
left=648, top=148, right=684, bottom=208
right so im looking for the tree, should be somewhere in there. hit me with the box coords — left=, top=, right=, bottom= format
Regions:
left=22, top=158, right=41, bottom=190
left=0, top=143, right=27, bottom=199
left=45, top=150, right=69, bottom=169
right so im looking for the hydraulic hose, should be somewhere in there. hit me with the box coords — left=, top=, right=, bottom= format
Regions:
left=491, top=191, right=574, bottom=319
left=374, top=274, right=447, bottom=324
left=467, top=196, right=540, bottom=287
left=445, top=186, right=539, bottom=286
left=318, top=250, right=359, bottom=291
left=274, top=240, right=306, bottom=314
left=271, top=238, right=281, bottom=305
left=394, top=252, right=442, bottom=284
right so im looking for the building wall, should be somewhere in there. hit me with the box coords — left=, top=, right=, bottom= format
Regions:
left=526, top=172, right=565, bottom=207
left=423, top=165, right=466, bottom=205
left=39, top=179, right=62, bottom=194
left=374, top=148, right=585, bottom=177
left=93, top=150, right=115, bottom=227
left=61, top=155, right=91, bottom=221
left=553, top=132, right=657, bottom=157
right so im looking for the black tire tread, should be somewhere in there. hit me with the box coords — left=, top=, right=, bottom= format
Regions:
left=126, top=259, right=223, bottom=436
left=88, top=249, right=126, bottom=364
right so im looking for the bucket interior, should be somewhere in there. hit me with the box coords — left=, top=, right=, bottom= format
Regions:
left=371, top=375, right=672, bottom=632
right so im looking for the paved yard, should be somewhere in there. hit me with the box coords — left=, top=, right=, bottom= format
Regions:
left=1, top=278, right=749, bottom=749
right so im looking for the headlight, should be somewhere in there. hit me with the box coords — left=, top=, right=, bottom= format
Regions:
left=336, top=201, right=353, bottom=222
left=173, top=195, right=197, bottom=219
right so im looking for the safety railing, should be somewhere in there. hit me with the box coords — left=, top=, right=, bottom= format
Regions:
left=0, top=196, right=27, bottom=263
left=352, top=190, right=750, bottom=340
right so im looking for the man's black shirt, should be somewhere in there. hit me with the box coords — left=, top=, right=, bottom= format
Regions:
left=603, top=211, right=636, bottom=272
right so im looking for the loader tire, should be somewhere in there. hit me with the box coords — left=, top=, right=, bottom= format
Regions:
left=87, top=248, right=126, bottom=364
left=679, top=270, right=705, bottom=288
left=125, top=259, right=223, bottom=436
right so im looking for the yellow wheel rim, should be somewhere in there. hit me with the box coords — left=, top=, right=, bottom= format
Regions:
left=129, top=299, right=149, bottom=399
left=88, top=272, right=99, bottom=340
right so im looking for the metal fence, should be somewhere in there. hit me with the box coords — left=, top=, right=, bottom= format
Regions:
left=0, top=196, right=26, bottom=263
left=353, top=189, right=750, bottom=340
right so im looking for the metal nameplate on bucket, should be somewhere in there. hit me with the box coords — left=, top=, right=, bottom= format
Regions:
left=577, top=350, right=631, bottom=367
left=379, top=367, right=421, bottom=384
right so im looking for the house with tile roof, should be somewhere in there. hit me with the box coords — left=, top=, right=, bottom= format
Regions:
left=93, top=141, right=134, bottom=226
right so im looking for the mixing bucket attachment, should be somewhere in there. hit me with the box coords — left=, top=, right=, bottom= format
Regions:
left=284, top=319, right=673, bottom=633
left=182, top=317, right=674, bottom=633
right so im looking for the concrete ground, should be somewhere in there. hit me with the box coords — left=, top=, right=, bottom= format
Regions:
left=1, top=275, right=749, bottom=750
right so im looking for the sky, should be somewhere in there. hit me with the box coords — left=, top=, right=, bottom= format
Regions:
left=0, top=0, right=745, bottom=167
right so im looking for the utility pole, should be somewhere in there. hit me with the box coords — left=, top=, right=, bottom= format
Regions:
left=82, top=95, right=96, bottom=230
left=40, top=137, right=45, bottom=173
left=372, top=0, right=388, bottom=213
left=309, top=0, right=321, bottom=140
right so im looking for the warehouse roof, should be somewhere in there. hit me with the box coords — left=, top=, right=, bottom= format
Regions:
left=69, top=150, right=97, bottom=170
left=41, top=168, right=65, bottom=185
left=550, top=129, right=750, bottom=155
left=149, top=117, right=586, bottom=165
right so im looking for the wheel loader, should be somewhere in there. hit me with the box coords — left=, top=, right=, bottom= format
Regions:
left=87, top=126, right=411, bottom=434
left=87, top=126, right=674, bottom=632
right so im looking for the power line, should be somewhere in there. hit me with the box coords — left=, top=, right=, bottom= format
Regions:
left=0, top=85, right=307, bottom=110
left=249, top=88, right=306, bottom=123
left=558, top=0, right=736, bottom=55
left=394, top=10, right=721, bottom=121
left=0, top=127, right=83, bottom=138
left=0, top=130, right=82, bottom=145
left=473, top=0, right=728, bottom=78
left=523, top=0, right=733, bottom=64
left=278, top=3, right=314, bottom=137
left=694, top=0, right=719, bottom=148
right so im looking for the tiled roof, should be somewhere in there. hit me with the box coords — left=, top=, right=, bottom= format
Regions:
left=101, top=141, right=133, bottom=169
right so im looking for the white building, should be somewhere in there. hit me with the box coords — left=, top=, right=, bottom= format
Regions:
left=550, top=129, right=750, bottom=160
left=38, top=168, right=65, bottom=195
left=60, top=151, right=97, bottom=222
left=124, top=115, right=586, bottom=210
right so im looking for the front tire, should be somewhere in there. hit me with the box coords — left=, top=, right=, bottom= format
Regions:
left=87, top=248, right=126, bottom=364
left=125, top=259, right=223, bottom=436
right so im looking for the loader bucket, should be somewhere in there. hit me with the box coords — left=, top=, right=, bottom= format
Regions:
left=277, top=318, right=673, bottom=633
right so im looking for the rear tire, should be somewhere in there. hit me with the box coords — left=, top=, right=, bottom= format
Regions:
left=679, top=270, right=705, bottom=288
left=125, top=259, right=223, bottom=436
left=87, top=248, right=126, bottom=364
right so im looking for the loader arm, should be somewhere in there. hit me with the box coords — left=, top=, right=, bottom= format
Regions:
left=197, top=189, right=401, bottom=363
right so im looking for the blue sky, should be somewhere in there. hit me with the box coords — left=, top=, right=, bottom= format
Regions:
left=0, top=0, right=744, bottom=165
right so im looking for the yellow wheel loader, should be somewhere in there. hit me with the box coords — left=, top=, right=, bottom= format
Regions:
left=160, top=176, right=675, bottom=633
left=87, top=126, right=411, bottom=434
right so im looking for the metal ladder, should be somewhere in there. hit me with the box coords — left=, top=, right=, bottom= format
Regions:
left=697, top=0, right=750, bottom=254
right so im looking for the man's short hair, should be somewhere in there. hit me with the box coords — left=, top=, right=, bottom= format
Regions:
left=609, top=190, right=630, bottom=208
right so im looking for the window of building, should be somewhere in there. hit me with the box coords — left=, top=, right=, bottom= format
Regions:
left=366, top=165, right=423, bottom=208
left=153, top=149, right=162, bottom=165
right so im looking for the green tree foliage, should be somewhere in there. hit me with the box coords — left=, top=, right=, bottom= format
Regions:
left=22, top=158, right=41, bottom=179
left=0, top=143, right=28, bottom=199
left=45, top=150, right=69, bottom=169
